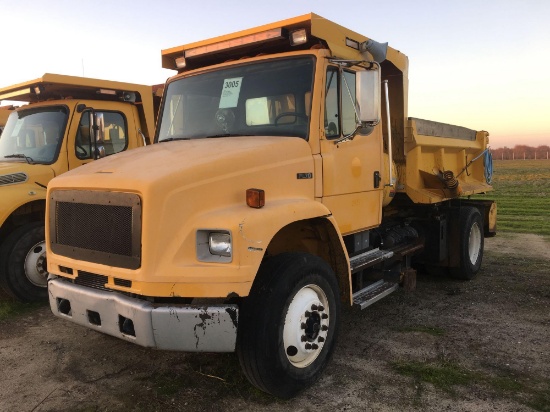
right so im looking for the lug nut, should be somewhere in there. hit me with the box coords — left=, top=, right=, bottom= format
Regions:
left=321, top=313, right=328, bottom=319
left=321, top=325, right=328, bottom=331
left=301, top=335, right=307, bottom=342
left=318, top=305, right=325, bottom=312
left=311, top=344, right=319, bottom=350
left=305, top=343, right=312, bottom=350
left=301, top=322, right=306, bottom=329
left=318, top=336, right=325, bottom=342
left=305, top=311, right=311, bottom=317
left=311, top=304, right=318, bottom=311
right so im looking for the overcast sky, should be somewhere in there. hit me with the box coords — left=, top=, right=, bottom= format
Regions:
left=1, top=0, right=548, bottom=148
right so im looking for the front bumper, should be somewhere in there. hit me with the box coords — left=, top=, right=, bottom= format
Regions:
left=48, top=276, right=238, bottom=352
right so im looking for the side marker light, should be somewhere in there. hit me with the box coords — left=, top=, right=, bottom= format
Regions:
left=246, top=188, right=265, bottom=208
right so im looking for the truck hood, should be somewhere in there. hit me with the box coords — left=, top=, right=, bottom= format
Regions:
left=47, top=135, right=324, bottom=289
left=50, top=136, right=315, bottom=195
left=0, top=161, right=55, bottom=188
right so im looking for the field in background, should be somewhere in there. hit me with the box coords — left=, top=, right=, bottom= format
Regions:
left=480, top=159, right=550, bottom=237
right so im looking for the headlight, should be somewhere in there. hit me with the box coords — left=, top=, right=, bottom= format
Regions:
left=197, top=230, right=232, bottom=263
left=209, top=232, right=232, bottom=257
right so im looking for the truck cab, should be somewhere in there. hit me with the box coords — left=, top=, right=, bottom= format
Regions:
left=0, top=74, right=160, bottom=301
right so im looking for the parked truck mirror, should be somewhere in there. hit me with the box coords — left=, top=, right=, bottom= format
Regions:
left=91, top=112, right=106, bottom=159
left=356, top=69, right=381, bottom=125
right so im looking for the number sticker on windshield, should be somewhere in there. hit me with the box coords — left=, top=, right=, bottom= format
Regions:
left=219, top=77, right=243, bottom=108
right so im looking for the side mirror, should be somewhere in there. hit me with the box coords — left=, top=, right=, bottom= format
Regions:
left=356, top=68, right=381, bottom=125
left=91, top=112, right=106, bottom=159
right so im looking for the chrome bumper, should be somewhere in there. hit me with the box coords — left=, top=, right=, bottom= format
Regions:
left=48, top=277, right=238, bottom=352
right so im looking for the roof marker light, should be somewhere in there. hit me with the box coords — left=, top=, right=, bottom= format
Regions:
left=290, top=29, right=308, bottom=46
left=345, top=37, right=360, bottom=50
left=175, top=56, right=187, bottom=69
left=98, top=88, right=117, bottom=95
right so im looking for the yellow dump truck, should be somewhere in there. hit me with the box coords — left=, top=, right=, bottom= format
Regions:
left=45, top=14, right=496, bottom=398
left=0, top=74, right=160, bottom=301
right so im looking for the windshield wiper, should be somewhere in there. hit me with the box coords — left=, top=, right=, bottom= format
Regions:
left=205, top=134, right=253, bottom=138
left=4, top=154, right=34, bottom=164
left=159, top=137, right=192, bottom=143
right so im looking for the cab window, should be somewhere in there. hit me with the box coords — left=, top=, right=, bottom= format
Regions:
left=76, top=111, right=128, bottom=159
left=324, top=67, right=358, bottom=139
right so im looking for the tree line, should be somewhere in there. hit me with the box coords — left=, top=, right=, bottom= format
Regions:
left=492, top=145, right=550, bottom=160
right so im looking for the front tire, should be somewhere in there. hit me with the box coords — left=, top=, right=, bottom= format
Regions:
left=0, top=222, right=49, bottom=302
left=237, top=253, right=341, bottom=398
left=451, top=207, right=484, bottom=280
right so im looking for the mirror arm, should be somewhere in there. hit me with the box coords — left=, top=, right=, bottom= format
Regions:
left=383, top=80, right=394, bottom=187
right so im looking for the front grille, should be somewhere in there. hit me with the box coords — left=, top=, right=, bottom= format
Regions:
left=75, top=271, right=109, bottom=291
left=56, top=202, right=133, bottom=256
left=49, top=190, right=142, bottom=269
left=0, top=172, right=28, bottom=186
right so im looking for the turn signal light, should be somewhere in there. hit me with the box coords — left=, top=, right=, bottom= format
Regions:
left=246, top=188, right=265, bottom=208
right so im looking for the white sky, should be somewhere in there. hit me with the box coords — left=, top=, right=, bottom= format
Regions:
left=1, top=0, right=548, bottom=148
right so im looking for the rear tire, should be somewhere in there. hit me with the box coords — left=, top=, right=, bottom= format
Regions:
left=0, top=222, right=49, bottom=302
left=451, top=207, right=484, bottom=280
left=237, top=253, right=341, bottom=398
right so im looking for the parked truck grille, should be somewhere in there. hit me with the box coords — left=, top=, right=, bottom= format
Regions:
left=49, top=190, right=142, bottom=269
left=56, top=202, right=133, bottom=256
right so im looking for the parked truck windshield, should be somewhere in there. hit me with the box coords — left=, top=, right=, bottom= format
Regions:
left=157, top=56, right=315, bottom=142
left=0, top=106, right=68, bottom=164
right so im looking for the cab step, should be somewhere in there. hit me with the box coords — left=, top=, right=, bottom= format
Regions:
left=350, top=248, right=394, bottom=273
left=352, top=279, right=399, bottom=310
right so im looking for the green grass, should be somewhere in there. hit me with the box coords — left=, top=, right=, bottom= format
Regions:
left=392, top=360, right=477, bottom=394
left=476, top=159, right=550, bottom=237
left=0, top=298, right=46, bottom=321
left=392, top=360, right=550, bottom=411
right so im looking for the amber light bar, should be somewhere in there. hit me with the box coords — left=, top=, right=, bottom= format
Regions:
left=185, top=28, right=285, bottom=58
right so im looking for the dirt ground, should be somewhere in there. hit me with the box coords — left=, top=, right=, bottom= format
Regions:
left=1, top=233, right=549, bottom=412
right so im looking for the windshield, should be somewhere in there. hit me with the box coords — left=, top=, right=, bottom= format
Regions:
left=0, top=106, right=68, bottom=164
left=157, top=56, right=315, bottom=142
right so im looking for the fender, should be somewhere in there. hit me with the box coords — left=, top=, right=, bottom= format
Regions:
left=0, top=165, right=53, bottom=228
left=145, top=197, right=347, bottom=298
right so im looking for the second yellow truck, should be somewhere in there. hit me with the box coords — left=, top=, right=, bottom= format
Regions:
left=45, top=14, right=496, bottom=397
left=0, top=74, right=160, bottom=301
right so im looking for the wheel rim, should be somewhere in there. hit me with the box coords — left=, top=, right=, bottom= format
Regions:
left=283, top=284, right=329, bottom=368
left=24, top=240, right=48, bottom=287
left=468, top=222, right=482, bottom=265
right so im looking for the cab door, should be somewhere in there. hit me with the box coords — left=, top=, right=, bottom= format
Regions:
left=67, top=101, right=136, bottom=171
left=320, top=65, right=384, bottom=235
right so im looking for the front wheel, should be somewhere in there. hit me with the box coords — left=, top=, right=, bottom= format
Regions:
left=0, top=222, right=49, bottom=302
left=237, top=253, right=341, bottom=398
left=451, top=207, right=484, bottom=280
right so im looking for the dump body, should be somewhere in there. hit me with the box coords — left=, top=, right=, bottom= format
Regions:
left=0, top=74, right=161, bottom=301
left=45, top=13, right=495, bottom=398
left=403, top=117, right=492, bottom=203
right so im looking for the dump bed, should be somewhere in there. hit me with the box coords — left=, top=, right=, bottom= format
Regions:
left=401, top=117, right=492, bottom=204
